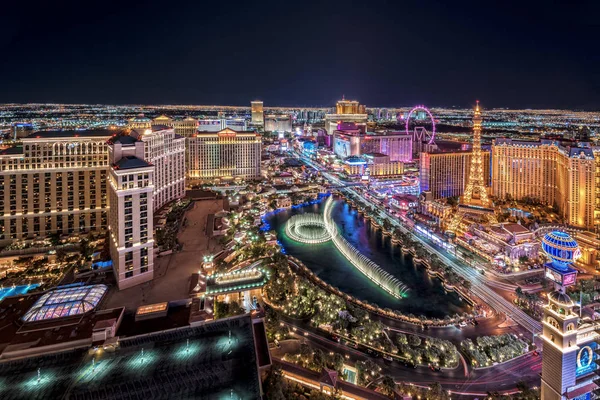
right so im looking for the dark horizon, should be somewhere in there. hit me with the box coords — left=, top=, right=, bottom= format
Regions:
left=2, top=0, right=599, bottom=110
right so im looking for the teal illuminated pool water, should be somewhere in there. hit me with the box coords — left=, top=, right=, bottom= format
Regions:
left=0, top=283, right=40, bottom=302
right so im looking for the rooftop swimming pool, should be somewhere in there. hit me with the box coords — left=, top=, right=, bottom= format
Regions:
left=0, top=283, right=40, bottom=302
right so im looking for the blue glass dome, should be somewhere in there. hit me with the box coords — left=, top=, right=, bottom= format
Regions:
left=541, top=231, right=580, bottom=269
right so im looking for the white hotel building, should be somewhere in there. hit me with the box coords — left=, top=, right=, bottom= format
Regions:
left=107, top=135, right=155, bottom=290
left=134, top=127, right=186, bottom=211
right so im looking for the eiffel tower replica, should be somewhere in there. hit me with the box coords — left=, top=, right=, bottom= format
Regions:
left=446, top=101, right=496, bottom=234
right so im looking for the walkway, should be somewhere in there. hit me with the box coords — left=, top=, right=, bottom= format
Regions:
left=103, top=198, right=224, bottom=311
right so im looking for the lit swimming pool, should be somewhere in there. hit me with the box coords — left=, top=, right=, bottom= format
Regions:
left=0, top=283, right=40, bottom=302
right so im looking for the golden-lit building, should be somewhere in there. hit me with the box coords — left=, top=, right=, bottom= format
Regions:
left=173, top=117, right=199, bottom=137
left=336, top=98, right=366, bottom=115
left=594, top=147, right=600, bottom=237
left=130, top=115, right=198, bottom=138
left=0, top=130, right=113, bottom=243
left=419, top=150, right=490, bottom=199
left=364, top=153, right=404, bottom=177
left=419, top=193, right=453, bottom=223
left=187, top=128, right=261, bottom=182
left=342, top=154, right=403, bottom=177
left=324, top=98, right=368, bottom=136
left=251, top=100, right=264, bottom=126
left=128, top=114, right=152, bottom=130
left=492, top=139, right=595, bottom=229
left=573, top=231, right=600, bottom=271
left=151, top=115, right=174, bottom=128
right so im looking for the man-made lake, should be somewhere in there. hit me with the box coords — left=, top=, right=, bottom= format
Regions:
left=266, top=198, right=469, bottom=319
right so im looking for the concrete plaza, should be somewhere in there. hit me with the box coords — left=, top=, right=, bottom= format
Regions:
left=103, top=198, right=224, bottom=311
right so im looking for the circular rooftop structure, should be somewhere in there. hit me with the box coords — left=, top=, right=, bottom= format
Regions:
left=548, top=291, right=574, bottom=306
left=22, top=284, right=108, bottom=323
left=542, top=231, right=580, bottom=269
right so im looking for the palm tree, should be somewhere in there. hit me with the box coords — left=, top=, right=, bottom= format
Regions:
left=382, top=219, right=392, bottom=232
left=515, top=287, right=524, bottom=305
left=462, top=280, right=472, bottom=291
left=379, top=375, right=397, bottom=398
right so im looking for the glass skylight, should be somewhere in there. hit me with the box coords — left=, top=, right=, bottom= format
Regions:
left=22, top=284, right=108, bottom=322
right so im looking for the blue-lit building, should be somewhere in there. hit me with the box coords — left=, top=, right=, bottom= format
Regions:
left=303, top=140, right=317, bottom=157
left=540, top=231, right=598, bottom=400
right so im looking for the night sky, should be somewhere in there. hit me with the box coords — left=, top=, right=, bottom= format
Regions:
left=2, top=0, right=599, bottom=109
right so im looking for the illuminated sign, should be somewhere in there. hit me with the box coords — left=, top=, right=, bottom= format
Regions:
left=563, top=272, right=577, bottom=286
left=576, top=342, right=597, bottom=377
left=545, top=268, right=561, bottom=283
left=545, top=265, right=577, bottom=287
left=572, top=394, right=591, bottom=400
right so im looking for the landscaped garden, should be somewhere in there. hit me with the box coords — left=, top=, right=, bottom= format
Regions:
left=393, top=333, right=459, bottom=369
left=461, top=334, right=529, bottom=368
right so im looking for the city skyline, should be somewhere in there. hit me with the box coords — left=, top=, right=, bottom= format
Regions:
left=2, top=0, right=599, bottom=109
left=1, top=0, right=600, bottom=397
left=0, top=100, right=597, bottom=399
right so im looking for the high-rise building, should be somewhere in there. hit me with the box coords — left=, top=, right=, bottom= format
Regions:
left=264, top=114, right=292, bottom=133
left=492, top=139, right=595, bottom=229
left=12, top=123, right=33, bottom=140
left=323, top=98, right=368, bottom=136
left=0, top=130, right=112, bottom=243
left=187, top=128, right=261, bottom=182
left=333, top=127, right=412, bottom=162
left=419, top=150, right=490, bottom=199
left=133, top=127, right=186, bottom=211
left=324, top=114, right=368, bottom=137
left=173, top=117, right=199, bottom=137
left=251, top=101, right=264, bottom=126
left=224, top=118, right=247, bottom=132
left=197, top=118, right=248, bottom=133
left=539, top=232, right=598, bottom=400
left=594, top=148, right=600, bottom=237
left=107, top=135, right=155, bottom=290
left=336, top=98, right=366, bottom=114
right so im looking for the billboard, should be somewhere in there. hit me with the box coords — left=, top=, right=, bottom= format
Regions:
left=544, top=264, right=577, bottom=287
left=576, top=341, right=597, bottom=378
left=334, top=137, right=351, bottom=158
